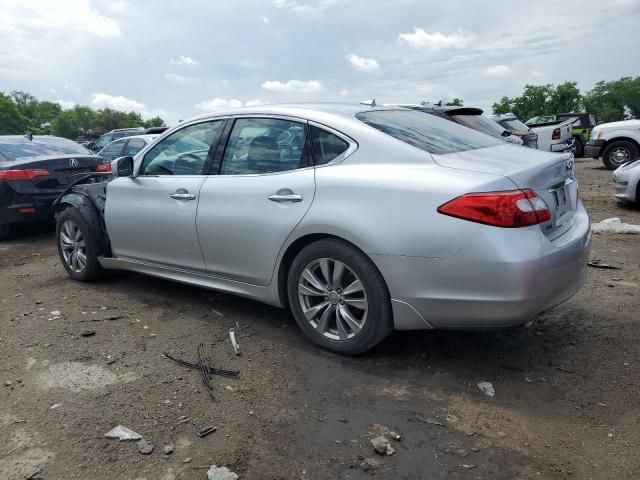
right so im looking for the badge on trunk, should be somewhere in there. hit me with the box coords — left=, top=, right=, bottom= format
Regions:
left=69, top=158, right=78, bottom=167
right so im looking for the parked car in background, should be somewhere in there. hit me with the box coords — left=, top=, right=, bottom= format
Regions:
left=97, top=134, right=158, bottom=161
left=141, top=126, right=169, bottom=135
left=53, top=104, right=589, bottom=354
left=91, top=128, right=144, bottom=152
left=494, top=113, right=574, bottom=153
left=395, top=104, right=531, bottom=147
left=612, top=158, right=640, bottom=203
left=584, top=119, right=640, bottom=170
left=526, top=113, right=598, bottom=158
left=0, top=135, right=109, bottom=240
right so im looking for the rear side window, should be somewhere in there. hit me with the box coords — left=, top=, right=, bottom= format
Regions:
left=124, top=138, right=147, bottom=156
left=99, top=139, right=126, bottom=159
left=311, top=126, right=350, bottom=165
left=356, top=110, right=500, bottom=155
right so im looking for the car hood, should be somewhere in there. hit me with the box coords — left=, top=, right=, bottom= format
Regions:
left=594, top=119, right=640, bottom=132
left=431, top=143, right=574, bottom=190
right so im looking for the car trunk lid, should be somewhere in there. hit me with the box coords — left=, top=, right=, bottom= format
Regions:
left=432, top=144, right=578, bottom=239
left=1, top=154, right=103, bottom=191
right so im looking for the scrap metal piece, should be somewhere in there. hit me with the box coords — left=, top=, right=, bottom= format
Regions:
left=229, top=322, right=241, bottom=355
left=197, top=343, right=215, bottom=399
left=196, top=425, right=217, bottom=437
left=162, top=352, right=239, bottom=377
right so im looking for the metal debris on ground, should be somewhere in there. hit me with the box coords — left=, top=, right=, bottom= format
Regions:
left=137, top=438, right=154, bottom=454
left=104, top=425, right=142, bottom=441
left=24, top=468, right=43, bottom=480
left=196, top=425, right=217, bottom=437
left=197, top=343, right=216, bottom=399
left=206, top=465, right=239, bottom=480
left=80, top=330, right=96, bottom=337
left=477, top=381, right=495, bottom=397
left=229, top=322, right=241, bottom=355
left=162, top=352, right=239, bottom=377
left=370, top=435, right=395, bottom=456
left=587, top=260, right=621, bottom=270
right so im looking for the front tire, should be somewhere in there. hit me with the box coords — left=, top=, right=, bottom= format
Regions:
left=602, top=140, right=639, bottom=170
left=573, top=136, right=584, bottom=158
left=287, top=239, right=393, bottom=355
left=56, top=207, right=105, bottom=281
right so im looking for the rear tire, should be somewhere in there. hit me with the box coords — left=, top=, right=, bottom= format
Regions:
left=287, top=238, right=393, bottom=355
left=573, top=136, right=584, bottom=158
left=0, top=224, right=11, bottom=241
left=56, top=207, right=106, bottom=281
left=602, top=140, right=639, bottom=170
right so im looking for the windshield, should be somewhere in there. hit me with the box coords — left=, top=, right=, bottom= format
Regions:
left=0, top=137, right=91, bottom=162
left=501, top=119, right=530, bottom=132
left=356, top=110, right=500, bottom=155
left=450, top=114, right=509, bottom=139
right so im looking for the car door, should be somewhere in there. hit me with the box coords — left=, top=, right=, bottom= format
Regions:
left=105, top=119, right=226, bottom=271
left=196, top=116, right=315, bottom=285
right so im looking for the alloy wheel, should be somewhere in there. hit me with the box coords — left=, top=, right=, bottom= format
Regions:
left=610, top=147, right=631, bottom=167
left=298, top=258, right=368, bottom=341
left=59, top=220, right=87, bottom=273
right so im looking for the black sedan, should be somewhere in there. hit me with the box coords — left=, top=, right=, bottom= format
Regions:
left=0, top=135, right=110, bottom=240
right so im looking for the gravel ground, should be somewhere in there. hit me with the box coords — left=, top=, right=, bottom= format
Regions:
left=1, top=157, right=639, bottom=480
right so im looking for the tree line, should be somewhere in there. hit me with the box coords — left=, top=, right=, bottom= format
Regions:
left=0, top=91, right=165, bottom=138
left=491, top=76, right=640, bottom=123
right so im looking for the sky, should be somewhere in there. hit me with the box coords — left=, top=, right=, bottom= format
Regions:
left=0, top=0, right=638, bottom=125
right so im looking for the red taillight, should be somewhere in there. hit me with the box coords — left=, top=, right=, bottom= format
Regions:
left=438, top=189, right=551, bottom=228
left=552, top=128, right=561, bottom=140
left=0, top=169, right=51, bottom=181
left=96, top=163, right=111, bottom=172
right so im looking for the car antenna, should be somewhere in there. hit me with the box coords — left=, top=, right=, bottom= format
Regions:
left=360, top=98, right=376, bottom=107
left=24, top=132, right=33, bottom=141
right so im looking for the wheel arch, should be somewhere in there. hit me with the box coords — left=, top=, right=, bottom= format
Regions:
left=55, top=193, right=112, bottom=257
left=275, top=231, right=380, bottom=308
left=602, top=136, right=640, bottom=153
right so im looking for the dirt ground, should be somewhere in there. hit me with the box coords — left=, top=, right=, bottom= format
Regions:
left=1, top=158, right=639, bottom=480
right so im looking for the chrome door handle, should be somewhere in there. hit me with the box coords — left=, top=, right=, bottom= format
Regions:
left=268, top=193, right=303, bottom=203
left=170, top=193, right=196, bottom=201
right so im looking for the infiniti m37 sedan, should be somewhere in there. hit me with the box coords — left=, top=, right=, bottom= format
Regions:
left=54, top=104, right=591, bottom=354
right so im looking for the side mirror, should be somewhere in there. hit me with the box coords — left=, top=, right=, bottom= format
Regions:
left=111, top=156, right=135, bottom=178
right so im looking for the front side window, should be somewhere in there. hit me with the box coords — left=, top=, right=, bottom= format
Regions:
left=140, top=121, right=223, bottom=176
left=220, top=118, right=307, bottom=175
left=311, top=126, right=350, bottom=165
left=98, top=139, right=126, bottom=159
left=124, top=138, right=147, bottom=157
left=357, top=110, right=500, bottom=155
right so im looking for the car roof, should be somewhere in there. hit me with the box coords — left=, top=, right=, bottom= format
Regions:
left=0, top=135, right=80, bottom=145
left=186, top=102, right=402, bottom=124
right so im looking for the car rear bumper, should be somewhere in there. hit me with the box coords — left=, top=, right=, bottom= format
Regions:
left=0, top=192, right=59, bottom=225
left=612, top=166, right=638, bottom=202
left=584, top=139, right=606, bottom=158
left=375, top=202, right=591, bottom=330
left=551, top=138, right=575, bottom=153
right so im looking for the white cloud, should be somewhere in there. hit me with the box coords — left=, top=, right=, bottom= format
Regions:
left=273, top=0, right=342, bottom=15
left=171, top=55, right=198, bottom=66
left=261, top=79, right=326, bottom=93
left=195, top=98, right=244, bottom=111
left=91, top=93, right=146, bottom=111
left=530, top=70, right=545, bottom=77
left=0, top=0, right=120, bottom=38
left=398, top=28, right=472, bottom=50
left=56, top=100, right=76, bottom=110
left=64, top=82, right=82, bottom=94
left=195, top=98, right=270, bottom=111
left=346, top=54, right=380, bottom=72
left=261, top=15, right=270, bottom=24
left=164, top=73, right=190, bottom=83
left=339, top=89, right=350, bottom=96
left=483, top=65, right=511, bottom=77
left=244, top=99, right=268, bottom=107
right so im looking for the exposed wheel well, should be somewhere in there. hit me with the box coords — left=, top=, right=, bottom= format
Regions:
left=277, top=233, right=370, bottom=307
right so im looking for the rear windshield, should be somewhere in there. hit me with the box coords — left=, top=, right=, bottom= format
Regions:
left=0, top=137, right=90, bottom=161
left=500, top=119, right=530, bottom=132
left=356, top=110, right=500, bottom=155
left=450, top=114, right=509, bottom=139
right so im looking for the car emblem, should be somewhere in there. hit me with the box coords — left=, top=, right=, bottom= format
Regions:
left=565, top=159, right=574, bottom=172
left=69, top=158, right=79, bottom=168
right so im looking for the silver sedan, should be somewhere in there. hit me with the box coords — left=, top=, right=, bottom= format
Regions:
left=54, top=104, right=591, bottom=354
left=613, top=158, right=640, bottom=203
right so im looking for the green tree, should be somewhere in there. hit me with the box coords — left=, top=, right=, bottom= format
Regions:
left=0, top=92, right=28, bottom=134
left=445, top=98, right=464, bottom=107
left=550, top=81, right=582, bottom=113
left=143, top=116, right=165, bottom=128
left=52, top=110, right=80, bottom=139
left=72, top=105, right=97, bottom=133
left=584, top=77, right=640, bottom=122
